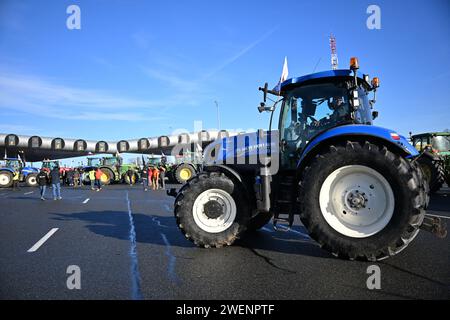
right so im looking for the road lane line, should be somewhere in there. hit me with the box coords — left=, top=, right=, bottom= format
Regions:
left=82, top=198, right=90, bottom=204
left=126, top=192, right=143, bottom=300
left=27, top=228, right=59, bottom=253
left=160, top=232, right=179, bottom=284
left=24, top=191, right=34, bottom=195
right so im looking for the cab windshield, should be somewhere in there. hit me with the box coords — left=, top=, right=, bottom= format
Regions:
left=280, top=80, right=372, bottom=149
left=103, top=158, right=118, bottom=166
left=88, top=158, right=101, bottom=167
left=432, top=136, right=450, bottom=152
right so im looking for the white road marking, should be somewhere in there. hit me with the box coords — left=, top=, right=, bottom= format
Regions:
left=24, top=191, right=34, bottom=195
left=126, top=192, right=143, bottom=300
left=82, top=198, right=90, bottom=204
left=426, top=213, right=450, bottom=220
left=27, top=228, right=59, bottom=253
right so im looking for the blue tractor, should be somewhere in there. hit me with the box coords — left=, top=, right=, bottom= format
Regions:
left=0, top=158, right=39, bottom=188
left=172, top=57, right=445, bottom=261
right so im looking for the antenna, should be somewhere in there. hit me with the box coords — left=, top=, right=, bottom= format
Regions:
left=329, top=34, right=338, bottom=70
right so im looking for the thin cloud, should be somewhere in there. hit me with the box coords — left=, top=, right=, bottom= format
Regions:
left=0, top=71, right=168, bottom=121
left=203, top=25, right=279, bottom=79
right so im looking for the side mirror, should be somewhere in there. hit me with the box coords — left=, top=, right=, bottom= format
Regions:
left=258, top=102, right=266, bottom=113
left=372, top=111, right=379, bottom=120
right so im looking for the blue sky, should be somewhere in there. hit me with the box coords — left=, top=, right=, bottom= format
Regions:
left=0, top=0, right=449, bottom=143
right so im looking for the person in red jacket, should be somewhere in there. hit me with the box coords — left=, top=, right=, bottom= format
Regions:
left=152, top=166, right=160, bottom=190
left=95, top=168, right=103, bottom=191
left=148, top=166, right=153, bottom=189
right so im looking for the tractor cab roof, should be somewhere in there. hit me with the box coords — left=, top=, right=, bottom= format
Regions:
left=412, top=132, right=450, bottom=138
left=280, top=69, right=370, bottom=93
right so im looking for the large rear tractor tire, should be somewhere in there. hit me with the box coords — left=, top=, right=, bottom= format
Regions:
left=0, top=171, right=13, bottom=188
left=100, top=168, right=114, bottom=185
left=299, top=141, right=427, bottom=261
left=174, top=171, right=250, bottom=248
left=25, top=173, right=38, bottom=187
left=416, top=153, right=445, bottom=193
left=175, top=164, right=196, bottom=184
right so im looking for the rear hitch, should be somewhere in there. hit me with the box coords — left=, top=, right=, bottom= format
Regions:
left=167, top=188, right=178, bottom=198
left=420, top=216, right=447, bottom=239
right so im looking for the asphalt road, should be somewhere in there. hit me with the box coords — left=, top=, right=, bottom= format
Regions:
left=0, top=183, right=449, bottom=300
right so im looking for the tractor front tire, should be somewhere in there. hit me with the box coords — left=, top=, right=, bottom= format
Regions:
left=25, top=173, right=38, bottom=187
left=100, top=168, right=114, bottom=185
left=417, top=154, right=445, bottom=193
left=174, top=171, right=250, bottom=248
left=0, top=171, right=13, bottom=188
left=175, top=164, right=196, bottom=184
left=299, top=141, right=426, bottom=261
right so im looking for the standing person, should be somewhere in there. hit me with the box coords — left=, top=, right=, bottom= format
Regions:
left=148, top=166, right=153, bottom=190
left=73, top=169, right=80, bottom=187
left=152, top=166, right=160, bottom=190
left=158, top=164, right=166, bottom=190
left=12, top=170, right=20, bottom=190
left=89, top=169, right=96, bottom=190
left=127, top=168, right=134, bottom=186
left=37, top=168, right=49, bottom=200
left=141, top=166, right=148, bottom=191
left=78, top=169, right=84, bottom=187
left=67, top=170, right=74, bottom=187
left=50, top=166, right=62, bottom=200
left=95, top=168, right=103, bottom=191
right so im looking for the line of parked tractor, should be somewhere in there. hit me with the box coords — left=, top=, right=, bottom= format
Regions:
left=1, top=132, right=448, bottom=193
left=0, top=153, right=203, bottom=188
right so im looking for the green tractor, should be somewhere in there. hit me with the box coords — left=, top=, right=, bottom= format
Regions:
left=83, top=156, right=140, bottom=185
left=170, top=151, right=202, bottom=184
left=411, top=132, right=450, bottom=192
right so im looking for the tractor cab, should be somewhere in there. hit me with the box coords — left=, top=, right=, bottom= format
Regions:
left=87, top=157, right=102, bottom=167
left=42, top=160, right=60, bottom=171
left=103, top=156, right=122, bottom=167
left=411, top=132, right=450, bottom=155
left=259, top=58, right=380, bottom=169
left=5, top=158, right=23, bottom=171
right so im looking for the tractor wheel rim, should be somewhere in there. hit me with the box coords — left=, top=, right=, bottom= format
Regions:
left=28, top=177, right=37, bottom=185
left=319, top=165, right=395, bottom=238
left=179, top=168, right=192, bottom=181
left=100, top=173, right=109, bottom=183
left=0, top=174, right=10, bottom=185
left=193, top=188, right=236, bottom=233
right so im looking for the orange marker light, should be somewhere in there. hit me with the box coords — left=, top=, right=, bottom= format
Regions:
left=371, top=77, right=380, bottom=88
left=350, top=57, right=359, bottom=70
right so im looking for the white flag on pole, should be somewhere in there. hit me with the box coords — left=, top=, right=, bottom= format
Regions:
left=273, top=56, right=289, bottom=92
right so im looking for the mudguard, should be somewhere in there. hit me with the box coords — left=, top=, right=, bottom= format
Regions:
left=298, top=124, right=418, bottom=168
left=0, top=168, right=15, bottom=174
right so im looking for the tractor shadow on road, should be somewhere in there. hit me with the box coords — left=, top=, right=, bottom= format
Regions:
left=50, top=210, right=333, bottom=259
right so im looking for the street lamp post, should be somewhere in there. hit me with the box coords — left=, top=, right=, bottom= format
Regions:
left=214, top=100, right=220, bottom=131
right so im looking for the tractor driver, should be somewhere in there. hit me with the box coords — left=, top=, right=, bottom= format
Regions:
left=328, top=96, right=348, bottom=121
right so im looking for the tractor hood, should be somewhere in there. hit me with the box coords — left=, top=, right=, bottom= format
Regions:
left=203, top=130, right=279, bottom=166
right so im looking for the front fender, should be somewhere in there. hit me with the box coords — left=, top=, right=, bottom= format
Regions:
left=298, top=125, right=418, bottom=168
